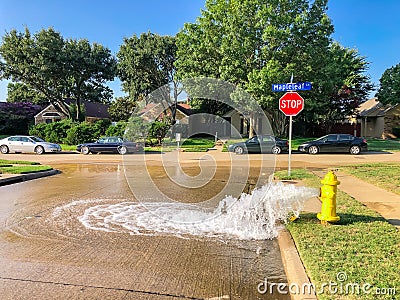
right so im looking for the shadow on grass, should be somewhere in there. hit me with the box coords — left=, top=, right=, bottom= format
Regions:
left=295, top=212, right=391, bottom=226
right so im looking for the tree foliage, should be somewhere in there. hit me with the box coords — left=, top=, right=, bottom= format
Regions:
left=117, top=32, right=177, bottom=100
left=176, top=0, right=373, bottom=136
left=108, top=96, right=137, bottom=121
left=117, top=33, right=182, bottom=124
left=149, top=120, right=171, bottom=146
left=6, top=82, right=47, bottom=104
left=0, top=27, right=117, bottom=120
left=376, top=63, right=400, bottom=105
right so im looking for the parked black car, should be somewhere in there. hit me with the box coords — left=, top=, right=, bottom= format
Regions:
left=77, top=137, right=143, bottom=155
left=227, top=135, right=289, bottom=154
left=298, top=134, right=368, bottom=155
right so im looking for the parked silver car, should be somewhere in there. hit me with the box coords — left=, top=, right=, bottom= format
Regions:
left=0, top=135, right=62, bottom=154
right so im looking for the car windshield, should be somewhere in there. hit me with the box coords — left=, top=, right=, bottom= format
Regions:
left=30, top=136, right=45, bottom=142
left=315, top=135, right=328, bottom=141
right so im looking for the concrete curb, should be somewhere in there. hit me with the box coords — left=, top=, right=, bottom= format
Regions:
left=278, top=229, right=317, bottom=300
left=0, top=169, right=60, bottom=186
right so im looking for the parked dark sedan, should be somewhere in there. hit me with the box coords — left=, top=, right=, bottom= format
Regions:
left=227, top=135, right=289, bottom=154
left=298, top=134, right=367, bottom=155
left=77, top=137, right=143, bottom=155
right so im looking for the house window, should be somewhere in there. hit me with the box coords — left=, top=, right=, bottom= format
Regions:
left=45, top=119, right=52, bottom=124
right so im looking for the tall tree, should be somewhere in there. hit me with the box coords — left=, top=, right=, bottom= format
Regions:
left=0, top=27, right=117, bottom=120
left=117, top=33, right=180, bottom=123
left=176, top=0, right=372, bottom=136
left=376, top=63, right=400, bottom=105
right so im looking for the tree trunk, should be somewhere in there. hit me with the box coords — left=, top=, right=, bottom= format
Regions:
left=76, top=97, right=82, bottom=121
left=248, top=114, right=254, bottom=138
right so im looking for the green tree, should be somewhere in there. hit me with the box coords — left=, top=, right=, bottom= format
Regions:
left=108, top=96, right=137, bottom=121
left=376, top=63, right=400, bottom=105
left=117, top=33, right=181, bottom=123
left=176, top=0, right=372, bottom=136
left=6, top=82, right=47, bottom=104
left=0, top=27, right=117, bottom=120
left=149, top=120, right=170, bottom=146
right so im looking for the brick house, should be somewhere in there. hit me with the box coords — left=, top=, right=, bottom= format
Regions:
left=357, top=98, right=400, bottom=138
left=34, top=99, right=110, bottom=124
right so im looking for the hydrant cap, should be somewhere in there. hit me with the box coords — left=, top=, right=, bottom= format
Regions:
left=320, top=171, right=340, bottom=186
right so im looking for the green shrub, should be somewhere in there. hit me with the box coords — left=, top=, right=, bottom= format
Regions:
left=149, top=120, right=170, bottom=145
left=92, top=119, right=111, bottom=138
left=29, top=119, right=74, bottom=143
left=65, top=122, right=96, bottom=145
left=105, top=121, right=127, bottom=137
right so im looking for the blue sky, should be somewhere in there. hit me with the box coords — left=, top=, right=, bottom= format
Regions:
left=0, top=0, right=399, bottom=102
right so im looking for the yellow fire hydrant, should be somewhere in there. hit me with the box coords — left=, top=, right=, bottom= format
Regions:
left=317, top=170, right=340, bottom=224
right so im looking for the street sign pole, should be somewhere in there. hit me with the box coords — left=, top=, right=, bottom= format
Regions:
left=288, top=115, right=292, bottom=177
left=275, top=77, right=309, bottom=177
left=288, top=74, right=293, bottom=177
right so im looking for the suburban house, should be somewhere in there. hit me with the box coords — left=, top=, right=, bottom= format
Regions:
left=357, top=98, right=400, bottom=138
left=222, top=109, right=273, bottom=138
left=34, top=99, right=110, bottom=124
left=138, top=102, right=192, bottom=124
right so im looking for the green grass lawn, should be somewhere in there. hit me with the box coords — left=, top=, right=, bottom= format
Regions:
left=341, top=163, right=400, bottom=195
left=60, top=144, right=78, bottom=151
left=0, top=159, right=52, bottom=174
left=146, top=137, right=216, bottom=152
left=0, top=159, right=40, bottom=165
left=366, top=138, right=400, bottom=152
left=275, top=169, right=400, bottom=300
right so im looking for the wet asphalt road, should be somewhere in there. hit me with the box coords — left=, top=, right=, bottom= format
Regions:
left=0, top=156, right=290, bottom=300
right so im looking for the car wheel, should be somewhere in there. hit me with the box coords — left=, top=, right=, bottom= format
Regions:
left=308, top=145, right=319, bottom=155
left=81, top=146, right=90, bottom=155
left=0, top=145, right=9, bottom=154
left=234, top=146, right=244, bottom=155
left=118, top=145, right=128, bottom=155
left=272, top=146, right=282, bottom=154
left=34, top=146, right=44, bottom=155
left=350, top=145, right=361, bottom=155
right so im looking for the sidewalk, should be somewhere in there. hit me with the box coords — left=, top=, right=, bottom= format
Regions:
left=312, top=170, right=400, bottom=227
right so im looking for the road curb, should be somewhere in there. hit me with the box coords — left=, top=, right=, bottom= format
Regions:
left=278, top=228, right=317, bottom=300
left=0, top=169, right=60, bottom=186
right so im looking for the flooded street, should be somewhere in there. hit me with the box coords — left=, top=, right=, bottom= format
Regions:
left=0, top=160, right=291, bottom=299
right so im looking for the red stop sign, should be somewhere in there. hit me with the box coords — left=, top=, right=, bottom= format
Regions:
left=279, top=92, right=304, bottom=116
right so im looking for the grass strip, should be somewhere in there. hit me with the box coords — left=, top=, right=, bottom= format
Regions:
left=366, top=138, right=400, bottom=152
left=341, top=163, right=400, bottom=196
left=275, top=169, right=400, bottom=300
left=60, top=144, right=77, bottom=151
left=0, top=159, right=40, bottom=165
left=0, top=165, right=53, bottom=174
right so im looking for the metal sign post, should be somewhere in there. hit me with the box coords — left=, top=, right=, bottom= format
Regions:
left=274, top=76, right=310, bottom=177
left=288, top=115, right=293, bottom=176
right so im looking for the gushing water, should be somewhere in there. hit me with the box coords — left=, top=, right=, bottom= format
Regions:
left=77, top=182, right=318, bottom=240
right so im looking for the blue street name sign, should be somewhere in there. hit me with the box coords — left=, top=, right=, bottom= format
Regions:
left=272, top=82, right=312, bottom=92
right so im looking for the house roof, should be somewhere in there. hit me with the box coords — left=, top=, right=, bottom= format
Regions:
left=138, top=102, right=192, bottom=118
left=82, top=101, right=110, bottom=119
left=47, top=99, right=110, bottom=118
left=357, top=98, right=400, bottom=118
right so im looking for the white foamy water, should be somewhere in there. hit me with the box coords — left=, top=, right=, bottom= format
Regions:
left=77, top=182, right=318, bottom=240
